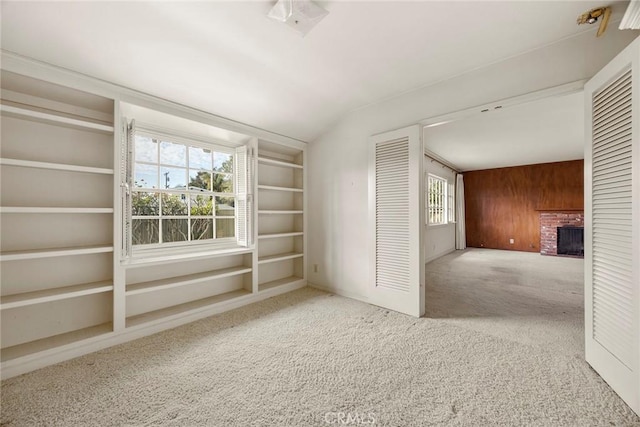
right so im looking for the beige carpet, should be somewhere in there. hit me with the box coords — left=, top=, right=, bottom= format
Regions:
left=2, top=248, right=639, bottom=426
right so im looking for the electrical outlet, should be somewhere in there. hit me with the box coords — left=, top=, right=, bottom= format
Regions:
left=313, top=264, right=318, bottom=273
left=509, top=238, right=514, bottom=244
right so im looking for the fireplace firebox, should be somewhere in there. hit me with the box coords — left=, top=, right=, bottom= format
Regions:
left=557, top=226, right=584, bottom=257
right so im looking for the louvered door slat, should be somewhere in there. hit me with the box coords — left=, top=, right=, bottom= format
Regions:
left=593, top=131, right=632, bottom=153
left=591, top=68, right=634, bottom=369
left=376, top=137, right=411, bottom=292
left=594, top=69, right=631, bottom=101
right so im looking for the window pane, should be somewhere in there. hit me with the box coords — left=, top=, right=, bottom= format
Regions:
left=189, top=170, right=211, bottom=192
left=191, top=218, right=213, bottom=240
left=162, top=219, right=189, bottom=243
left=161, top=193, right=188, bottom=216
left=191, top=194, right=213, bottom=215
left=133, top=219, right=159, bottom=245
left=134, top=163, right=158, bottom=189
left=213, top=152, right=233, bottom=172
left=160, top=166, right=187, bottom=190
left=212, top=173, right=233, bottom=193
left=189, top=146, right=212, bottom=170
left=216, top=218, right=235, bottom=238
left=132, top=192, right=159, bottom=216
left=428, top=175, right=447, bottom=225
left=135, top=136, right=157, bottom=162
left=160, top=140, right=187, bottom=167
left=215, top=196, right=235, bottom=216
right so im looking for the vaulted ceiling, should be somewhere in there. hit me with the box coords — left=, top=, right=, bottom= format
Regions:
left=0, top=1, right=631, bottom=142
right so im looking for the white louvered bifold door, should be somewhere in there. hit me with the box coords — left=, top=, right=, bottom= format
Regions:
left=584, top=37, right=639, bottom=416
left=369, top=125, right=424, bottom=317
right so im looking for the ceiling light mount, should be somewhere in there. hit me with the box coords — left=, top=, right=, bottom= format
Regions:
left=267, top=0, right=329, bottom=36
left=577, top=6, right=612, bottom=37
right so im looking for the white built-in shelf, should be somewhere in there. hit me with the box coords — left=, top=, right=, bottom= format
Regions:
left=126, top=289, right=251, bottom=328
left=258, top=232, right=304, bottom=240
left=258, top=185, right=303, bottom=193
left=0, top=281, right=113, bottom=310
left=0, top=207, right=114, bottom=214
left=126, top=266, right=252, bottom=296
left=259, top=276, right=304, bottom=293
left=258, top=252, right=304, bottom=265
left=0, top=245, right=114, bottom=262
left=0, top=323, right=113, bottom=363
left=258, top=210, right=303, bottom=215
left=0, top=158, right=114, bottom=175
left=0, top=104, right=114, bottom=134
left=257, top=156, right=303, bottom=169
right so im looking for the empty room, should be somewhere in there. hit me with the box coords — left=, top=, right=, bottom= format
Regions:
left=1, top=1, right=639, bottom=425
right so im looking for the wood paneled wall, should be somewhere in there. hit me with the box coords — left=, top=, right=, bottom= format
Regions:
left=464, top=160, right=583, bottom=252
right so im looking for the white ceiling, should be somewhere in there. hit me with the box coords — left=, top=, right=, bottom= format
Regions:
left=424, top=92, right=584, bottom=171
left=0, top=1, right=629, bottom=142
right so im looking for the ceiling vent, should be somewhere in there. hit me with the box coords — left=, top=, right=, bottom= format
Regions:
left=267, top=0, right=329, bottom=36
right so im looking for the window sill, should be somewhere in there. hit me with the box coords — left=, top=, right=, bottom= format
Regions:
left=123, top=244, right=253, bottom=268
left=427, top=223, right=454, bottom=229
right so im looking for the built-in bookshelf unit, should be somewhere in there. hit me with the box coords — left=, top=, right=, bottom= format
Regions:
left=257, top=140, right=306, bottom=293
left=0, top=65, right=307, bottom=379
left=125, top=253, right=253, bottom=328
left=0, top=71, right=116, bottom=363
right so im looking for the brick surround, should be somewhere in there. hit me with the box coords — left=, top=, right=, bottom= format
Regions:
left=540, top=212, right=584, bottom=256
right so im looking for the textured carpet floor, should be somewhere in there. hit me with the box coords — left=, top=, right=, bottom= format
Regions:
left=2, top=249, right=639, bottom=426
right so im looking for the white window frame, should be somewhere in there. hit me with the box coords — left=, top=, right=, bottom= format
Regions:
left=122, top=121, right=252, bottom=261
left=447, top=181, right=456, bottom=223
left=427, top=174, right=447, bottom=226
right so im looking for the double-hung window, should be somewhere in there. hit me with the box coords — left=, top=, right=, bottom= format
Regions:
left=122, top=120, right=252, bottom=260
left=427, top=174, right=447, bottom=225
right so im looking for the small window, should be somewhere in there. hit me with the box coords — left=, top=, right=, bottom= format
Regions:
left=427, top=174, right=447, bottom=225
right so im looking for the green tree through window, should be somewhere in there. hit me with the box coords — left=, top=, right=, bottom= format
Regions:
left=131, top=134, right=235, bottom=246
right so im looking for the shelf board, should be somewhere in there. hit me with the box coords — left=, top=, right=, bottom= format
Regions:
left=126, top=266, right=252, bottom=296
left=0, top=245, right=113, bottom=262
left=126, top=289, right=251, bottom=328
left=257, top=232, right=304, bottom=240
left=257, top=156, right=303, bottom=169
left=1, top=323, right=113, bottom=362
left=0, top=281, right=113, bottom=310
left=0, top=104, right=114, bottom=134
left=0, top=158, right=114, bottom=175
left=259, top=276, right=304, bottom=293
left=257, top=185, right=303, bottom=193
left=0, top=207, right=114, bottom=214
left=258, top=252, right=304, bottom=265
left=258, top=210, right=303, bottom=215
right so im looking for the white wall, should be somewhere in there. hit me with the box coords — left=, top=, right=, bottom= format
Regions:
left=307, top=30, right=638, bottom=302
left=424, top=156, right=456, bottom=263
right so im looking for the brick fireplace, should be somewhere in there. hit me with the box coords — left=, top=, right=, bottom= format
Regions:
left=539, top=211, right=584, bottom=256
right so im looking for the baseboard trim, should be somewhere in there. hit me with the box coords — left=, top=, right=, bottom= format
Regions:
left=307, top=281, right=371, bottom=305
left=1, top=280, right=306, bottom=380
left=425, top=248, right=456, bottom=264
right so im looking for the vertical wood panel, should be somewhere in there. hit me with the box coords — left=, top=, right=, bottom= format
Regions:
left=464, top=160, right=584, bottom=252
